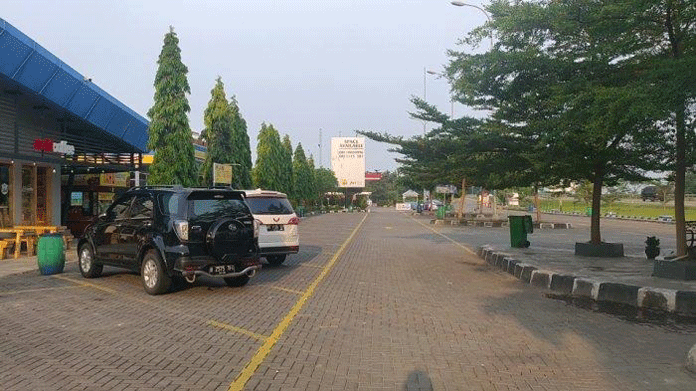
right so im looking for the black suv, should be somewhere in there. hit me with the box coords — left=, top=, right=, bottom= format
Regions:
left=78, top=186, right=261, bottom=295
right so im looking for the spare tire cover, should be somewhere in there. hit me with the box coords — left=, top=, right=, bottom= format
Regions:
left=206, top=218, right=247, bottom=260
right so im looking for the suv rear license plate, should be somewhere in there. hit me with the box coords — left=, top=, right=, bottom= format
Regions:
left=267, top=224, right=284, bottom=231
left=209, top=265, right=235, bottom=275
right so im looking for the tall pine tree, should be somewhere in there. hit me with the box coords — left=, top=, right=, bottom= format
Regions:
left=253, top=123, right=284, bottom=190
left=280, top=135, right=294, bottom=198
left=200, top=77, right=234, bottom=186
left=229, top=96, right=253, bottom=189
left=292, top=143, right=314, bottom=206
left=147, top=26, right=197, bottom=186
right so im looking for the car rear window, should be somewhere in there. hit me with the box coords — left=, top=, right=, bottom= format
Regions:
left=245, top=197, right=295, bottom=215
left=158, top=193, right=183, bottom=216
left=187, top=191, right=250, bottom=219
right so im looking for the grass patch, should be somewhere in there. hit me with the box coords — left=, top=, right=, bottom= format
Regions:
left=534, top=200, right=696, bottom=220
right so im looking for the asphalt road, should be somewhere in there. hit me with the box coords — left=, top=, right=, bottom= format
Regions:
left=1, top=209, right=694, bottom=390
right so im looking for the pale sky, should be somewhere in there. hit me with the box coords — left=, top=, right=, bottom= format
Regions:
left=3, top=0, right=489, bottom=171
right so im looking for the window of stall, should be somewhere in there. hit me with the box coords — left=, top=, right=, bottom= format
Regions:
left=0, top=164, right=12, bottom=227
left=20, top=164, right=52, bottom=226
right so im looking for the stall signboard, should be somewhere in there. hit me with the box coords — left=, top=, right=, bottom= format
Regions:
left=331, top=137, right=365, bottom=188
left=70, top=192, right=83, bottom=206
left=100, top=172, right=129, bottom=187
left=70, top=174, right=100, bottom=186
left=213, top=163, right=233, bottom=185
left=365, top=172, right=382, bottom=181
left=98, top=192, right=114, bottom=202
left=395, top=203, right=411, bottom=211
left=436, top=185, right=457, bottom=194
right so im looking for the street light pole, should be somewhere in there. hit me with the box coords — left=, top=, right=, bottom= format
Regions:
left=422, top=67, right=427, bottom=134
left=450, top=1, right=493, bottom=49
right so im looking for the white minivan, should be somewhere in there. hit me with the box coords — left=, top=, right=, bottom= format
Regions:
left=242, top=189, right=299, bottom=265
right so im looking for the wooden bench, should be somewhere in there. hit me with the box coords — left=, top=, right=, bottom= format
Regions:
left=0, top=239, right=13, bottom=259
left=20, top=232, right=37, bottom=256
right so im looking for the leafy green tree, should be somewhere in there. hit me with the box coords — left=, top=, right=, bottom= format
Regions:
left=314, top=168, right=338, bottom=203
left=200, top=77, right=234, bottom=186
left=445, top=0, right=669, bottom=245
left=229, top=97, right=253, bottom=189
left=307, top=155, right=318, bottom=206
left=365, top=170, right=401, bottom=206
left=360, top=98, right=537, bottom=193
left=147, top=26, right=197, bottom=186
left=616, top=0, right=696, bottom=255
left=280, top=135, right=294, bottom=197
left=656, top=182, right=675, bottom=210
left=292, top=143, right=314, bottom=205
left=685, top=172, right=696, bottom=194
left=252, top=123, right=284, bottom=190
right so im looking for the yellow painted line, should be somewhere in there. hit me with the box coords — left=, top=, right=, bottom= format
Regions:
left=208, top=320, right=268, bottom=342
left=228, top=213, right=368, bottom=391
left=410, top=216, right=478, bottom=256
left=269, top=285, right=304, bottom=295
left=0, top=285, right=81, bottom=295
left=52, top=274, right=118, bottom=294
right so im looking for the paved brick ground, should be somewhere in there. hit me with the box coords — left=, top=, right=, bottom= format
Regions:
left=1, top=208, right=695, bottom=390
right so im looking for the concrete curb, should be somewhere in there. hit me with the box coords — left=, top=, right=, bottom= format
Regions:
left=478, top=245, right=696, bottom=316
left=432, top=219, right=572, bottom=229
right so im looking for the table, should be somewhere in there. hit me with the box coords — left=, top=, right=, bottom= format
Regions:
left=0, top=226, right=64, bottom=259
left=0, top=228, right=27, bottom=259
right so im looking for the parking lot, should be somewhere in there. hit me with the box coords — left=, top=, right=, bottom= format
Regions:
left=1, top=209, right=695, bottom=390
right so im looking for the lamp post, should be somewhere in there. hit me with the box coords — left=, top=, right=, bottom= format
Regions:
left=450, top=1, right=493, bottom=49
left=422, top=67, right=427, bottom=134
left=426, top=70, right=454, bottom=117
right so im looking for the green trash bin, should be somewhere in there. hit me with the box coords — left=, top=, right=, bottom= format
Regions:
left=436, top=206, right=446, bottom=219
left=585, top=207, right=592, bottom=216
left=508, top=215, right=533, bottom=248
left=37, top=233, right=65, bottom=275
left=296, top=206, right=305, bottom=217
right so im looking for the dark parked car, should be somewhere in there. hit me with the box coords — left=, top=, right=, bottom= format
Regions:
left=78, top=186, right=261, bottom=295
left=641, top=186, right=663, bottom=202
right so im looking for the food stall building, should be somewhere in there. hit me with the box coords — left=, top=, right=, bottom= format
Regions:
left=0, top=17, right=148, bottom=234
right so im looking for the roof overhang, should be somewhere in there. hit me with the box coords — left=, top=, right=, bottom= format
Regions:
left=0, top=17, right=148, bottom=153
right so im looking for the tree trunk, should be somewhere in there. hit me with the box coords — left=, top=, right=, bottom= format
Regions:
left=590, top=166, right=604, bottom=245
left=457, top=178, right=466, bottom=218
left=675, top=102, right=687, bottom=256
left=665, top=2, right=687, bottom=256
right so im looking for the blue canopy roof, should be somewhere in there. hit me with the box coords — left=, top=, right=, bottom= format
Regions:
left=0, top=18, right=148, bottom=152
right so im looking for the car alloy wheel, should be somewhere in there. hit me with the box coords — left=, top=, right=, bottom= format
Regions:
left=80, top=247, right=92, bottom=272
left=78, top=244, right=102, bottom=278
left=142, top=258, right=159, bottom=289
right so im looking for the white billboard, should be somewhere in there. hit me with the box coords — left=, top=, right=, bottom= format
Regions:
left=331, top=137, right=365, bottom=188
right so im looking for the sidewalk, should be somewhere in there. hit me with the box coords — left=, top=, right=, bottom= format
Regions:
left=478, top=244, right=696, bottom=315
left=0, top=250, right=78, bottom=278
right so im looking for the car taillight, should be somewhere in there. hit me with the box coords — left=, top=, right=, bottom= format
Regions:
left=173, top=220, right=189, bottom=241
left=253, top=219, right=261, bottom=238
left=287, top=217, right=299, bottom=225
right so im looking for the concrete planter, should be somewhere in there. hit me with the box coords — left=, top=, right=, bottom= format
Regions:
left=653, top=259, right=696, bottom=280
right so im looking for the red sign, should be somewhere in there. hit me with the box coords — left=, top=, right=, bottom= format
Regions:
left=365, top=172, right=382, bottom=181
left=33, top=138, right=54, bottom=152
left=33, top=138, right=75, bottom=155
